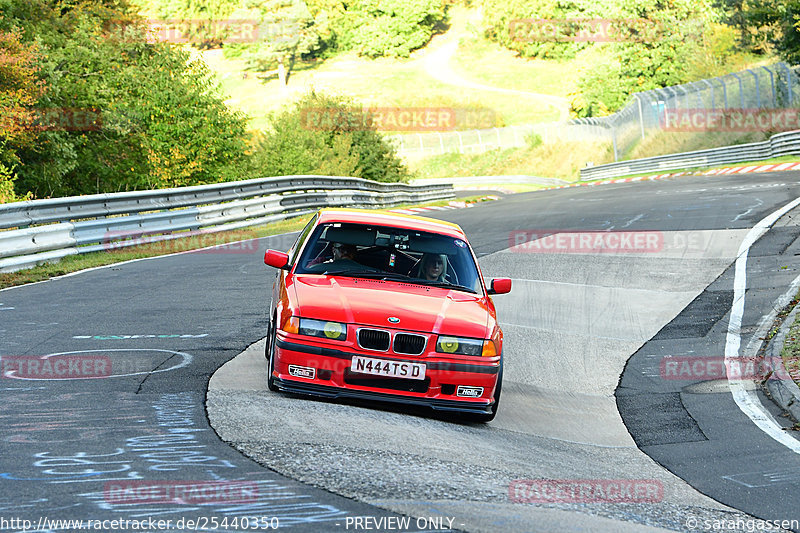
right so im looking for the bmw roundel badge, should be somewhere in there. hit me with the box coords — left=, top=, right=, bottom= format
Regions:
left=388, top=317, right=400, bottom=324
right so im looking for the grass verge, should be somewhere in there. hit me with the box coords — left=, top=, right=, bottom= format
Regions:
left=780, top=308, right=800, bottom=392
left=408, top=140, right=615, bottom=182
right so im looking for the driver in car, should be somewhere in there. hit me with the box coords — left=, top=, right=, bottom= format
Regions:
left=417, top=253, right=448, bottom=281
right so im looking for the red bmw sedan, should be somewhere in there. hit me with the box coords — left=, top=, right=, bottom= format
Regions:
left=263, top=209, right=511, bottom=422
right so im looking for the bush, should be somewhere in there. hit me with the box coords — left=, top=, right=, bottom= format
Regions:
left=251, top=91, right=409, bottom=183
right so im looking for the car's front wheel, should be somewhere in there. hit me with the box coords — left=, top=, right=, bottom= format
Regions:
left=469, top=359, right=502, bottom=423
left=265, top=316, right=279, bottom=392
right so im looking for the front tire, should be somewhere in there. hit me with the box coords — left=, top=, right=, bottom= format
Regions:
left=470, top=359, right=502, bottom=423
left=266, top=316, right=279, bottom=392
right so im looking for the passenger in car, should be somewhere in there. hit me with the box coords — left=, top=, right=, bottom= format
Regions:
left=332, top=243, right=356, bottom=261
left=417, top=253, right=448, bottom=281
left=307, top=242, right=356, bottom=267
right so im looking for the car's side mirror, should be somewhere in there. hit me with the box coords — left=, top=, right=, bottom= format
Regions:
left=487, top=278, right=511, bottom=295
left=264, top=249, right=290, bottom=270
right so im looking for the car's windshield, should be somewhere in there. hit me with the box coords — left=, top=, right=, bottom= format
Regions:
left=295, top=222, right=483, bottom=294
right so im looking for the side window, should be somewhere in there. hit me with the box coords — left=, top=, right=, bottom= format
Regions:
left=288, top=214, right=318, bottom=266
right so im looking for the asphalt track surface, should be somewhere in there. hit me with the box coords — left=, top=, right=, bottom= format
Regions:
left=2, top=172, right=800, bottom=532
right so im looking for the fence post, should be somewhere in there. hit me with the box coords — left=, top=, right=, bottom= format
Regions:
left=730, top=73, right=744, bottom=108
left=747, top=69, right=761, bottom=107
left=678, top=85, right=690, bottom=109
left=635, top=94, right=645, bottom=140
left=782, top=63, right=794, bottom=105
left=700, top=79, right=713, bottom=109
left=761, top=66, right=776, bottom=107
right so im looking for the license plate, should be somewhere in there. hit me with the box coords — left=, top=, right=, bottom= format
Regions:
left=351, top=356, right=426, bottom=381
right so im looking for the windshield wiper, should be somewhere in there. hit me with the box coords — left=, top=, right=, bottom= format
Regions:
left=320, top=270, right=402, bottom=280
left=413, top=280, right=478, bottom=294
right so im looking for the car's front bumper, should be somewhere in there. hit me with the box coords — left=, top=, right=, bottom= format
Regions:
left=273, top=338, right=499, bottom=414
left=272, top=377, right=495, bottom=414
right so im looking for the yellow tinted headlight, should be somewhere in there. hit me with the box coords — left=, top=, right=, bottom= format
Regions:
left=436, top=336, right=483, bottom=356
left=298, top=318, right=347, bottom=341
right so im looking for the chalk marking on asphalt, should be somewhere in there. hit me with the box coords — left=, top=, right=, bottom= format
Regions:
left=1, top=349, right=193, bottom=380
left=725, top=197, right=800, bottom=454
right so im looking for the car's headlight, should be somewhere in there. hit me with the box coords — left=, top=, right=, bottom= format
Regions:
left=298, top=318, right=347, bottom=341
left=436, top=336, right=484, bottom=356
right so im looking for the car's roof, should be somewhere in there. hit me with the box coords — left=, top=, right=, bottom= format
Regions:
left=316, top=208, right=467, bottom=238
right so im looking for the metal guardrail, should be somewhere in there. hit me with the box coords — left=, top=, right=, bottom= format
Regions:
left=0, top=175, right=454, bottom=273
left=579, top=129, right=800, bottom=181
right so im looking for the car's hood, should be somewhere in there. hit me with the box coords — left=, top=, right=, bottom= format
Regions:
left=291, top=275, right=490, bottom=338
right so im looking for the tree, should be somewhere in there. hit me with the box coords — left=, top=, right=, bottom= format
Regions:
left=331, top=0, right=447, bottom=58
left=716, top=0, right=800, bottom=63
left=251, top=91, right=408, bottom=183
left=224, top=0, right=324, bottom=86
left=0, top=26, right=43, bottom=202
left=2, top=0, right=252, bottom=198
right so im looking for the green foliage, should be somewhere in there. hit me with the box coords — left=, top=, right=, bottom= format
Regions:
left=481, top=0, right=602, bottom=60
left=0, top=24, right=45, bottom=201
left=1, top=0, right=252, bottom=198
left=0, top=162, right=30, bottom=203
left=251, top=91, right=409, bottom=183
left=330, top=0, right=446, bottom=58
left=223, top=0, right=325, bottom=72
left=716, top=0, right=800, bottom=63
left=480, top=0, right=734, bottom=117
left=525, top=132, right=542, bottom=149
